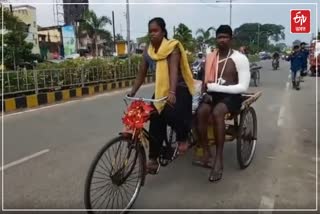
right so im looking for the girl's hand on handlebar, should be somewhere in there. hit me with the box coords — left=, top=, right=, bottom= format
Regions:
left=127, top=91, right=136, bottom=97
left=167, top=92, right=176, bottom=107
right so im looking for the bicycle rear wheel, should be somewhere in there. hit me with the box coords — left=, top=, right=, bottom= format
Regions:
left=237, top=107, right=257, bottom=169
left=84, top=135, right=146, bottom=213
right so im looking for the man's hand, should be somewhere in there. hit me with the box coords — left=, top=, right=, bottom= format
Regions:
left=207, top=83, right=220, bottom=92
left=201, top=93, right=212, bottom=104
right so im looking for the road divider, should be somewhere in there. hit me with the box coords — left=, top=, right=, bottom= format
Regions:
left=1, top=76, right=155, bottom=113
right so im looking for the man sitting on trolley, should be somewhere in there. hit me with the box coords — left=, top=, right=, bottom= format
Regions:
left=194, top=25, right=251, bottom=182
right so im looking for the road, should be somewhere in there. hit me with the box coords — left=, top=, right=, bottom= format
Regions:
left=1, top=60, right=318, bottom=213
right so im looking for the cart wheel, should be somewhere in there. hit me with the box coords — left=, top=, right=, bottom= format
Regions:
left=237, top=107, right=257, bottom=169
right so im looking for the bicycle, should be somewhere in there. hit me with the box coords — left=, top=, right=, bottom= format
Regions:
left=84, top=95, right=194, bottom=213
left=84, top=91, right=262, bottom=213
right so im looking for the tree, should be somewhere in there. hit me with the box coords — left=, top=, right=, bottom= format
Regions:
left=80, top=10, right=112, bottom=57
left=173, top=23, right=195, bottom=51
left=275, top=43, right=287, bottom=52
left=0, top=7, right=36, bottom=70
left=233, top=23, right=285, bottom=53
left=115, top=33, right=124, bottom=41
left=196, top=27, right=215, bottom=52
left=318, top=32, right=320, bottom=40
left=137, top=34, right=150, bottom=46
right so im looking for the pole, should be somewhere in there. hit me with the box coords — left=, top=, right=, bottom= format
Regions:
left=257, top=24, right=260, bottom=53
left=112, top=11, right=116, bottom=54
left=9, top=4, right=16, bottom=70
left=126, top=0, right=131, bottom=73
left=229, top=0, right=232, bottom=27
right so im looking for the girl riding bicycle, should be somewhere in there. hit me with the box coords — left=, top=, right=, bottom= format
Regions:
left=128, top=17, right=195, bottom=174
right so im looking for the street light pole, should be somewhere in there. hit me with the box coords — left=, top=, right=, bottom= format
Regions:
left=257, top=24, right=260, bottom=52
left=216, top=0, right=232, bottom=27
left=126, top=0, right=131, bottom=73
left=229, top=0, right=232, bottom=27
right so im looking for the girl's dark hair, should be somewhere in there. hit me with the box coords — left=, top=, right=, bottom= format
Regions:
left=148, top=17, right=168, bottom=39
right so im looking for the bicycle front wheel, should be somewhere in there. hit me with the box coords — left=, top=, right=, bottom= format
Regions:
left=84, top=135, right=146, bottom=213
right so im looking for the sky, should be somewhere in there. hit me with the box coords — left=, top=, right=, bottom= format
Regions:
left=5, top=0, right=320, bottom=46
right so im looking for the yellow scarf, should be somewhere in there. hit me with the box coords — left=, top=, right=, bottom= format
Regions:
left=148, top=38, right=195, bottom=112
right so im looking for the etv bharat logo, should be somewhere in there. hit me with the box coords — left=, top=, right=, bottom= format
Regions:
left=291, top=10, right=311, bottom=33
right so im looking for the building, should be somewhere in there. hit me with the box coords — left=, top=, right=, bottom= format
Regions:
left=63, top=0, right=89, bottom=25
left=38, top=26, right=63, bottom=60
left=12, top=5, right=40, bottom=54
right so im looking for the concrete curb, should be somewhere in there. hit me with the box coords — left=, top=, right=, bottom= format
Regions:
left=1, top=76, right=155, bottom=113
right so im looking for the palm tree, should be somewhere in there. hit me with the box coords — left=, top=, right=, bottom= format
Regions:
left=196, top=27, right=216, bottom=52
left=173, top=23, right=195, bottom=51
left=80, top=10, right=112, bottom=56
left=115, top=34, right=124, bottom=41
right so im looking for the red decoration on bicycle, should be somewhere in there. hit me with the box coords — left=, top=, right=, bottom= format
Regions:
left=122, top=101, right=154, bottom=130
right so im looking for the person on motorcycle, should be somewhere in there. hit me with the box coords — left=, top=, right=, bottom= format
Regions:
left=194, top=25, right=250, bottom=182
left=286, top=45, right=304, bottom=90
left=193, top=52, right=205, bottom=80
left=128, top=17, right=195, bottom=174
left=272, top=52, right=280, bottom=69
left=300, top=42, right=309, bottom=77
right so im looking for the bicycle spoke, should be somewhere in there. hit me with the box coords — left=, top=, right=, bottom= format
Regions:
left=92, top=176, right=108, bottom=180
left=91, top=183, right=113, bottom=206
left=118, top=186, right=126, bottom=208
left=94, top=169, right=109, bottom=178
left=90, top=182, right=110, bottom=193
left=103, top=185, right=116, bottom=210
left=104, top=185, right=116, bottom=209
left=99, top=156, right=111, bottom=173
left=109, top=186, right=118, bottom=210
left=120, top=184, right=134, bottom=202
left=91, top=179, right=108, bottom=185
left=115, top=189, right=121, bottom=210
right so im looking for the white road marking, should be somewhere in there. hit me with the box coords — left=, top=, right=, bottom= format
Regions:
left=307, top=172, right=316, bottom=178
left=286, top=81, right=290, bottom=91
left=277, top=106, right=286, bottom=127
left=259, top=196, right=275, bottom=213
left=1, top=149, right=49, bottom=171
left=2, top=84, right=154, bottom=118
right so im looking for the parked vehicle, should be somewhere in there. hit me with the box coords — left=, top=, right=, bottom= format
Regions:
left=309, top=40, right=320, bottom=76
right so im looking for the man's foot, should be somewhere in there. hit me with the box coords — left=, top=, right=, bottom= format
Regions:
left=208, top=168, right=223, bottom=182
left=208, top=158, right=223, bottom=183
left=192, top=148, right=213, bottom=168
left=147, top=159, right=160, bottom=174
left=192, top=158, right=213, bottom=168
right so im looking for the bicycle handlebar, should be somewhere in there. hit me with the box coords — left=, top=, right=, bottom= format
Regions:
left=124, top=95, right=167, bottom=103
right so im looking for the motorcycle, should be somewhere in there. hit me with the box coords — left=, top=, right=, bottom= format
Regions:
left=272, top=59, right=279, bottom=70
left=192, top=60, right=204, bottom=80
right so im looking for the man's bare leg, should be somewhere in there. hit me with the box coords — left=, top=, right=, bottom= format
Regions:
left=194, top=103, right=212, bottom=167
left=209, top=103, right=229, bottom=182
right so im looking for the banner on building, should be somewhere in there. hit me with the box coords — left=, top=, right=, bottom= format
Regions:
left=61, top=25, right=76, bottom=57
